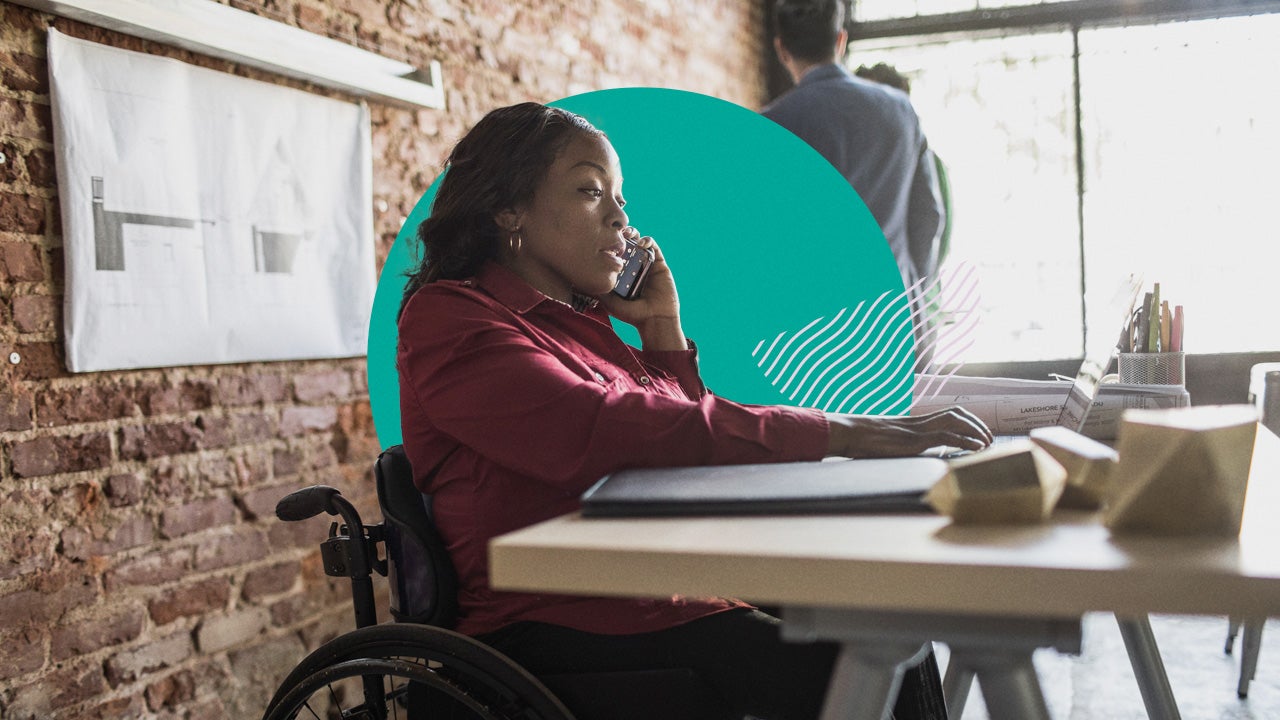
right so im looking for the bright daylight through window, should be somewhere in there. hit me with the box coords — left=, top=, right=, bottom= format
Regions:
left=847, top=2, right=1280, bottom=363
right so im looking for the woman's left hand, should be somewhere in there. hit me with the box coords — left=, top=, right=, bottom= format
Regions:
left=599, top=229, right=686, bottom=350
left=825, top=407, right=994, bottom=458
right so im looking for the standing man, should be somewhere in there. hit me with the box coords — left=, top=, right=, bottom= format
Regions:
left=763, top=0, right=945, bottom=369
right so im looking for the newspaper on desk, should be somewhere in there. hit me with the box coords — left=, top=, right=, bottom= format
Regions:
left=913, top=375, right=1190, bottom=439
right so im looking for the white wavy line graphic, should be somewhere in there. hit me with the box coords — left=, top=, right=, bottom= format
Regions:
left=912, top=261, right=984, bottom=408
left=752, top=263, right=987, bottom=416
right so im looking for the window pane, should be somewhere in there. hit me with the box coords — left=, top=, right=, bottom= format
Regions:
left=849, top=32, right=1082, bottom=362
left=1079, top=14, right=1280, bottom=354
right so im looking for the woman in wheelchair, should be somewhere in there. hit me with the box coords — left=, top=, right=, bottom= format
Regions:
left=394, top=102, right=991, bottom=720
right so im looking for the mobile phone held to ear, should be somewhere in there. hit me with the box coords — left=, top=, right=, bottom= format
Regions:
left=612, top=239, right=655, bottom=300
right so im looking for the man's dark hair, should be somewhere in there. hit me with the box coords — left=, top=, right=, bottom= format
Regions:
left=773, top=0, right=847, bottom=63
left=855, top=62, right=911, bottom=94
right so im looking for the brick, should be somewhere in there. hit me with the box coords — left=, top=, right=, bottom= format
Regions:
left=195, top=606, right=270, bottom=653
left=105, top=472, right=144, bottom=507
left=9, top=432, right=113, bottom=477
left=272, top=447, right=303, bottom=477
left=214, top=374, right=288, bottom=406
left=0, top=389, right=33, bottom=431
left=0, top=524, right=56, bottom=580
left=119, top=422, right=201, bottom=460
left=294, top=370, right=353, bottom=402
left=12, top=293, right=57, bottom=332
left=139, top=380, right=214, bottom=415
left=225, top=635, right=306, bottom=717
left=0, top=141, right=18, bottom=184
left=194, top=414, right=233, bottom=449
left=50, top=605, right=146, bottom=660
left=0, top=190, right=44, bottom=233
left=0, top=97, right=43, bottom=141
left=11, top=340, right=68, bottom=380
left=160, top=495, right=237, bottom=538
left=267, top=516, right=328, bottom=552
left=194, top=526, right=267, bottom=572
left=105, top=547, right=191, bottom=591
left=6, top=661, right=107, bottom=714
left=82, top=514, right=155, bottom=556
left=23, top=145, right=56, bottom=188
left=242, top=561, right=299, bottom=602
left=145, top=669, right=196, bottom=711
left=0, top=241, right=44, bottom=282
left=237, top=483, right=300, bottom=521
left=232, top=410, right=274, bottom=443
left=0, top=571, right=98, bottom=626
left=279, top=405, right=338, bottom=435
left=104, top=631, right=194, bottom=687
left=0, top=51, right=47, bottom=94
left=333, top=401, right=381, bottom=463
left=82, top=695, right=146, bottom=720
left=147, top=576, right=231, bottom=625
left=0, top=626, right=45, bottom=681
left=36, top=384, right=136, bottom=426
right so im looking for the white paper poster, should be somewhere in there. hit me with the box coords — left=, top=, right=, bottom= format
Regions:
left=48, top=29, right=375, bottom=372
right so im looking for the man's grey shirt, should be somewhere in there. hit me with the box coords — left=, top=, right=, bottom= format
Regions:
left=762, top=63, right=944, bottom=292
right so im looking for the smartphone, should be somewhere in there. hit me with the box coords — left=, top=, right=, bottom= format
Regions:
left=611, top=239, right=655, bottom=300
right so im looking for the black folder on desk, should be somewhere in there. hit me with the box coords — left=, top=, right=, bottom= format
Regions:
left=579, top=457, right=947, bottom=517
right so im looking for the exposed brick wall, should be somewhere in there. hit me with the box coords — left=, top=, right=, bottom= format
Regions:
left=0, top=0, right=767, bottom=717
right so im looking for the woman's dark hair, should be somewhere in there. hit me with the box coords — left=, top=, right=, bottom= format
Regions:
left=773, top=0, right=847, bottom=64
left=399, top=103, right=604, bottom=317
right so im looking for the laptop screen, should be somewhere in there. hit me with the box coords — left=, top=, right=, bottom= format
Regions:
left=1056, top=273, right=1144, bottom=432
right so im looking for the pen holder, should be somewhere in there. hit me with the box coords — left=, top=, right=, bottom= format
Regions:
left=1118, top=352, right=1185, bottom=386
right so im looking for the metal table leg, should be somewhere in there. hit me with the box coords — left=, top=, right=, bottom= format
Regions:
left=942, top=658, right=976, bottom=717
left=783, top=607, right=1081, bottom=720
left=1116, top=615, right=1181, bottom=719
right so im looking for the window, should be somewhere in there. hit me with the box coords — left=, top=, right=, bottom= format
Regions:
left=846, top=4, right=1280, bottom=362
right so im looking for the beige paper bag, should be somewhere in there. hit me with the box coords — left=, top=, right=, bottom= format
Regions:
left=1030, top=425, right=1118, bottom=510
left=1105, top=405, right=1258, bottom=537
left=926, top=439, right=1067, bottom=524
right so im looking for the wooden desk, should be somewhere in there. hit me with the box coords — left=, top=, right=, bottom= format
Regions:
left=491, top=431, right=1280, bottom=719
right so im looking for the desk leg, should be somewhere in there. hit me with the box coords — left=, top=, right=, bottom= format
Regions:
left=1116, top=615, right=1181, bottom=720
left=785, top=608, right=1079, bottom=720
left=950, top=648, right=1051, bottom=720
left=941, top=660, right=975, bottom=717
left=820, top=642, right=928, bottom=720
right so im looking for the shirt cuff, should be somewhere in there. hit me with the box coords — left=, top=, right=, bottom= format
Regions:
left=637, top=339, right=706, bottom=399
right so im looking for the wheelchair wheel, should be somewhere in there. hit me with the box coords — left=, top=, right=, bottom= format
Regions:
left=262, top=624, right=574, bottom=720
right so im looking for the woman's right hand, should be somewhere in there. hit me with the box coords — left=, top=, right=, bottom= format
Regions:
left=824, top=407, right=993, bottom=458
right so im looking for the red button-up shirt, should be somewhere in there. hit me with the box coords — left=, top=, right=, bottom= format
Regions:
left=397, top=261, right=829, bottom=636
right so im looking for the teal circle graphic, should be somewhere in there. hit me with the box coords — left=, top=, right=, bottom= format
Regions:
left=368, top=88, right=912, bottom=449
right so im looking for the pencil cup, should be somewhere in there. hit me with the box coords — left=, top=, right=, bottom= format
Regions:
left=1118, top=352, right=1185, bottom=386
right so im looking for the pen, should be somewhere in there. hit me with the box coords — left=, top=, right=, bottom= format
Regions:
left=1160, top=300, right=1171, bottom=353
left=1147, top=283, right=1161, bottom=352
left=1171, top=305, right=1184, bottom=352
left=1135, top=292, right=1151, bottom=353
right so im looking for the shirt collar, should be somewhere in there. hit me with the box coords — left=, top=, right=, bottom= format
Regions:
left=475, top=261, right=602, bottom=316
left=796, top=62, right=850, bottom=87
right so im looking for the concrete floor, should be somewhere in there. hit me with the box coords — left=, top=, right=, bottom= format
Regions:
left=936, top=613, right=1280, bottom=719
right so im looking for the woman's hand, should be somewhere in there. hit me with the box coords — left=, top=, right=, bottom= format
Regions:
left=825, top=407, right=993, bottom=458
left=599, top=229, right=687, bottom=351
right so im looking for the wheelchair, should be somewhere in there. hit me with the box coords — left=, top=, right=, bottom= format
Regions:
left=261, top=445, right=731, bottom=720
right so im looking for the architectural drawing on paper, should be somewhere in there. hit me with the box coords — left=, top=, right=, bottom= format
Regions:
left=91, top=175, right=202, bottom=271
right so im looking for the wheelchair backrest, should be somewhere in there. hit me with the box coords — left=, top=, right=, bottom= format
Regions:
left=373, top=444, right=459, bottom=628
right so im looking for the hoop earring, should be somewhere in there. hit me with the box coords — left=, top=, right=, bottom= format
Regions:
left=508, top=228, right=523, bottom=254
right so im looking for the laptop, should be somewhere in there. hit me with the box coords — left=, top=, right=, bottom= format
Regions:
left=579, top=456, right=948, bottom=517
left=932, top=272, right=1144, bottom=458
